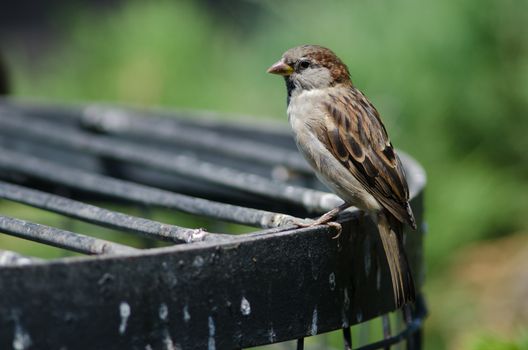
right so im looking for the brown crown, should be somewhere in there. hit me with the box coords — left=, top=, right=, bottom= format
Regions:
left=301, top=45, right=351, bottom=84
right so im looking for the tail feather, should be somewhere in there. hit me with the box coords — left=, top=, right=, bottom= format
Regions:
left=376, top=210, right=416, bottom=308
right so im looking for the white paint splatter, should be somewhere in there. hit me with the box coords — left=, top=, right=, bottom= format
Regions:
left=341, top=288, right=351, bottom=328
left=341, top=310, right=350, bottom=328
left=193, top=255, right=204, bottom=268
left=240, top=297, right=251, bottom=316
left=162, top=329, right=175, bottom=350
left=364, top=237, right=372, bottom=276
left=310, top=308, right=318, bottom=336
left=12, top=320, right=31, bottom=350
left=364, top=250, right=371, bottom=276
left=328, top=272, right=336, bottom=291
left=208, top=316, right=216, bottom=350
left=343, top=288, right=350, bottom=310
left=183, top=305, right=191, bottom=322
left=119, top=302, right=131, bottom=335
left=356, top=311, right=363, bottom=323
left=268, top=328, right=276, bottom=343
left=159, top=303, right=168, bottom=321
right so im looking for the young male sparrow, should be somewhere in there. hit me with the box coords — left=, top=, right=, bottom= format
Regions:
left=267, top=45, right=416, bottom=307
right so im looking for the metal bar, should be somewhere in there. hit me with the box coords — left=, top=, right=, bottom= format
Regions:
left=352, top=317, right=422, bottom=350
left=411, top=328, right=422, bottom=350
left=297, top=338, right=305, bottom=350
left=0, top=100, right=427, bottom=349
left=409, top=296, right=426, bottom=350
left=0, top=217, right=427, bottom=349
left=343, top=327, right=352, bottom=350
left=354, top=297, right=427, bottom=350
left=81, top=105, right=312, bottom=173
left=0, top=113, right=342, bottom=213
left=403, top=306, right=414, bottom=350
left=382, top=314, right=392, bottom=350
left=0, top=249, right=42, bottom=266
left=0, top=101, right=294, bottom=142
left=0, top=102, right=426, bottom=198
left=0, top=148, right=298, bottom=229
left=0, top=216, right=138, bottom=255
left=0, top=181, right=229, bottom=243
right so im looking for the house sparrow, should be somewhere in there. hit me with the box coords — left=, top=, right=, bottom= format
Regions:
left=267, top=45, right=416, bottom=307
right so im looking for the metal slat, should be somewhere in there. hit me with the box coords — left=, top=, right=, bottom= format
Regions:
left=0, top=249, right=42, bottom=266
left=0, top=101, right=427, bottom=349
left=353, top=301, right=425, bottom=350
left=82, top=105, right=312, bottom=173
left=382, top=314, right=392, bottom=350
left=0, top=101, right=296, bottom=148
left=343, top=327, right=352, bottom=350
left=0, top=148, right=299, bottom=229
left=0, top=216, right=137, bottom=255
left=0, top=113, right=343, bottom=213
left=0, top=217, right=427, bottom=349
left=0, top=181, right=229, bottom=243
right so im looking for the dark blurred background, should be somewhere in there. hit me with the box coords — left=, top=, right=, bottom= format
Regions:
left=1, top=1, right=527, bottom=349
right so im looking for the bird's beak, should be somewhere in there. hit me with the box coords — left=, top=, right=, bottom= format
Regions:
left=267, top=60, right=294, bottom=76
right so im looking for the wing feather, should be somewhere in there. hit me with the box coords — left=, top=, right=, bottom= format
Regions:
left=322, top=88, right=416, bottom=228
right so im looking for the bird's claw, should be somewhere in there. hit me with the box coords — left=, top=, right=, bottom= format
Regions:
left=291, top=218, right=342, bottom=238
left=328, top=222, right=342, bottom=239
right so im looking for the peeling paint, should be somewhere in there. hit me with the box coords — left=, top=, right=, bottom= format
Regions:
left=240, top=297, right=251, bottom=316
left=343, top=288, right=350, bottom=310
left=207, top=316, right=215, bottom=350
left=341, top=287, right=351, bottom=327
left=162, top=329, right=175, bottom=350
left=364, top=236, right=371, bottom=276
left=159, top=303, right=168, bottom=321
left=341, top=310, right=349, bottom=328
left=12, top=318, right=31, bottom=350
left=193, top=255, right=204, bottom=268
left=356, top=311, right=363, bottom=323
left=268, top=328, right=276, bottom=343
left=328, top=272, right=336, bottom=291
left=119, top=302, right=131, bottom=335
left=183, top=305, right=191, bottom=323
left=310, top=308, right=318, bottom=336
left=364, top=250, right=371, bottom=276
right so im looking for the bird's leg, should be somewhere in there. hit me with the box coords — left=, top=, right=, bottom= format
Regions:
left=294, top=203, right=350, bottom=238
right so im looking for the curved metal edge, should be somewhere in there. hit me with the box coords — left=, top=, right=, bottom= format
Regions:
left=0, top=190, right=425, bottom=349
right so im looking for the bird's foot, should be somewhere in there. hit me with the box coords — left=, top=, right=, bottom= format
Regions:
left=291, top=217, right=342, bottom=239
left=328, top=221, right=343, bottom=239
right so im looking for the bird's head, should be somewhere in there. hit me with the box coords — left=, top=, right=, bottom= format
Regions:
left=267, top=45, right=351, bottom=95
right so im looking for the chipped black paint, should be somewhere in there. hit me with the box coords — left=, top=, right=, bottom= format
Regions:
left=0, top=100, right=426, bottom=349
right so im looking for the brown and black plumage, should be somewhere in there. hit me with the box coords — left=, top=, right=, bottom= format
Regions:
left=268, top=45, right=416, bottom=307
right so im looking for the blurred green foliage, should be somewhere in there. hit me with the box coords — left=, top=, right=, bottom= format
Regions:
left=469, top=332, right=528, bottom=350
left=2, top=0, right=527, bottom=349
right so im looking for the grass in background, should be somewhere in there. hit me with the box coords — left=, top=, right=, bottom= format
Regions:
left=2, top=0, right=527, bottom=349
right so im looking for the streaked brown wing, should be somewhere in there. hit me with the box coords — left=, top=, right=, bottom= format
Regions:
left=323, top=88, right=416, bottom=228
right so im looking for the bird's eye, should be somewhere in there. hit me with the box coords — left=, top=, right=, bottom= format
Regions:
left=299, top=60, right=310, bottom=70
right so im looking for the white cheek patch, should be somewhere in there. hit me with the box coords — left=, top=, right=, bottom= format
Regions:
left=299, top=67, right=333, bottom=89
